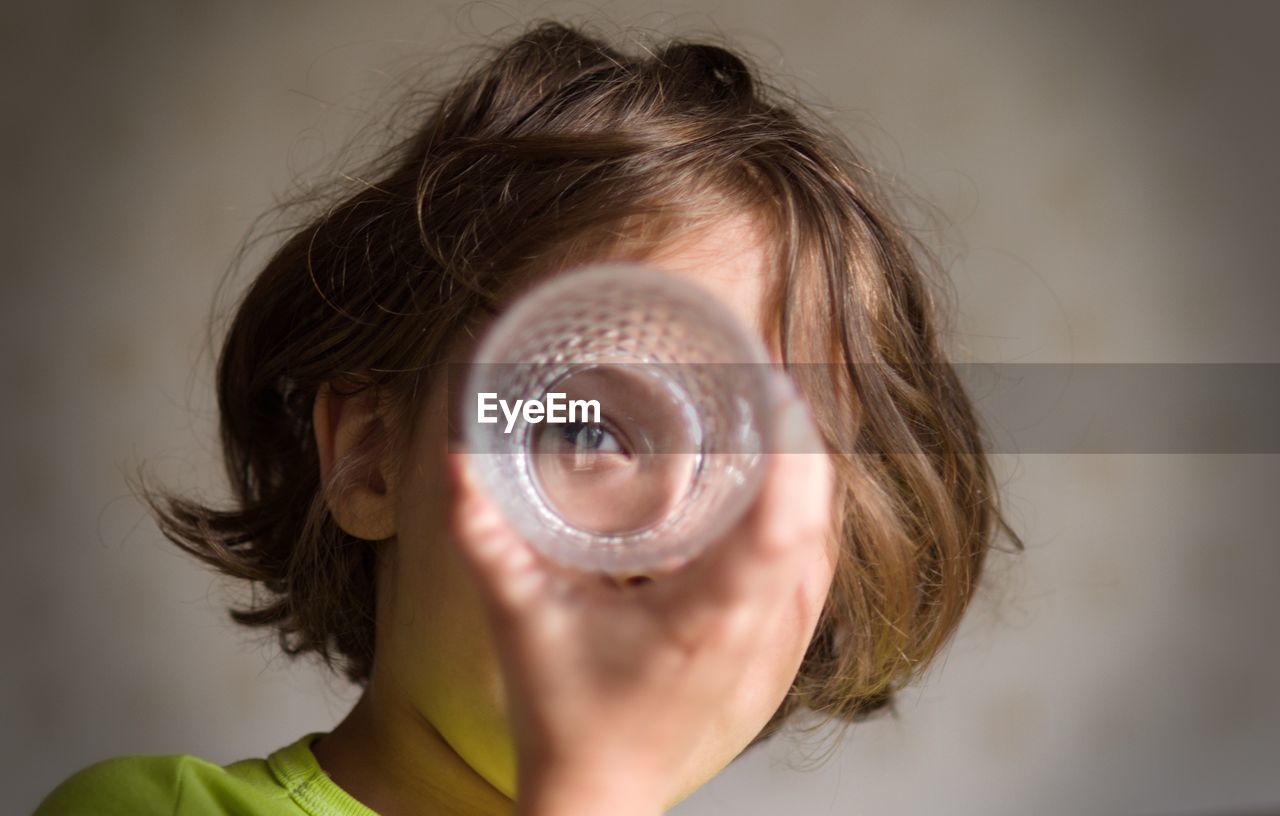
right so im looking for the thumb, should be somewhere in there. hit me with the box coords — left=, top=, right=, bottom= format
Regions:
left=445, top=451, right=546, bottom=612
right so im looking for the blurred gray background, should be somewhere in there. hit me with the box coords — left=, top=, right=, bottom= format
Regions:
left=5, top=2, right=1279, bottom=814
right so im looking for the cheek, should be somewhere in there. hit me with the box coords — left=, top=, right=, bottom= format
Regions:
left=675, top=548, right=837, bottom=798
left=380, top=449, right=518, bottom=796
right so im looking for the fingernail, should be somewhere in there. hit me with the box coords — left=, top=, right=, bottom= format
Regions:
left=775, top=390, right=823, bottom=454
left=769, top=370, right=800, bottom=407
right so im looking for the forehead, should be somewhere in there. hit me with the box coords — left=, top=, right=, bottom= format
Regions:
left=639, top=212, right=776, bottom=350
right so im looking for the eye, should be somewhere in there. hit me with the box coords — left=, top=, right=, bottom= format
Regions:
left=560, top=421, right=623, bottom=455
left=532, top=417, right=633, bottom=473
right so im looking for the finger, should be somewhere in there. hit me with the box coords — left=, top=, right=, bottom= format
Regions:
left=692, top=450, right=832, bottom=607
left=652, top=389, right=835, bottom=618
left=445, top=451, right=548, bottom=612
left=641, top=448, right=831, bottom=654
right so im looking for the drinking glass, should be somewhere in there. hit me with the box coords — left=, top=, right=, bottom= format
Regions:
left=462, top=261, right=776, bottom=573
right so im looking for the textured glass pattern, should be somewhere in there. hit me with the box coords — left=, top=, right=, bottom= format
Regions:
left=464, top=262, right=775, bottom=573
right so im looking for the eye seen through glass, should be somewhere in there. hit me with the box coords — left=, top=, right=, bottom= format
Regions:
left=529, top=364, right=700, bottom=536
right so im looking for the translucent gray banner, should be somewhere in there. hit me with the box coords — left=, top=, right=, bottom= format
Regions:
left=446, top=363, right=1280, bottom=454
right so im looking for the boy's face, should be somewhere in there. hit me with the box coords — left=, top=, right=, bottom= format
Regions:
left=376, top=214, right=838, bottom=804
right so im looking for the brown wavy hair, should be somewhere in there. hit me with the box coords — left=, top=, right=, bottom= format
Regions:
left=142, top=19, right=1021, bottom=746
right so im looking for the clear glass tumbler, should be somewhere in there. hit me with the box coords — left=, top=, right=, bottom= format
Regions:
left=461, top=261, right=776, bottom=574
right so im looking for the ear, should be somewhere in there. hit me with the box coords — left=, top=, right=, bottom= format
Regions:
left=313, top=380, right=399, bottom=541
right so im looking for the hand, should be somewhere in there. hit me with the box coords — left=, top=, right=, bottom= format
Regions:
left=446, top=384, right=833, bottom=816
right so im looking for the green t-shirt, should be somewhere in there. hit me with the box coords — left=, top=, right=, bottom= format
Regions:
left=35, top=733, right=377, bottom=815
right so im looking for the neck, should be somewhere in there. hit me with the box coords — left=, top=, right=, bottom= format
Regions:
left=312, top=683, right=514, bottom=816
